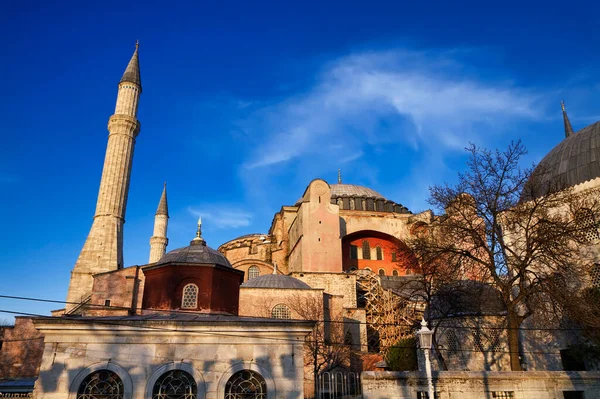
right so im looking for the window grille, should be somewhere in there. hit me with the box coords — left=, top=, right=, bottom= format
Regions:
left=152, top=369, right=197, bottom=399
left=362, top=241, right=371, bottom=260
left=376, top=246, right=383, bottom=260
left=77, top=370, right=124, bottom=399
left=225, top=369, right=267, bottom=399
left=248, top=266, right=260, bottom=280
left=590, top=264, right=600, bottom=287
left=181, top=284, right=198, bottom=309
left=472, top=330, right=484, bottom=352
left=446, top=330, right=460, bottom=357
left=576, top=208, right=600, bottom=242
left=271, top=304, right=291, bottom=319
left=488, top=328, right=503, bottom=352
left=378, top=269, right=385, bottom=276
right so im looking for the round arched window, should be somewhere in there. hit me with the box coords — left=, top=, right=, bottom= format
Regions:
left=77, top=370, right=124, bottom=399
left=182, top=283, right=198, bottom=309
left=248, top=266, right=260, bottom=280
left=271, top=304, right=291, bottom=319
left=152, top=369, right=197, bottom=399
left=392, top=270, right=399, bottom=276
left=225, top=369, right=266, bottom=399
left=378, top=269, right=385, bottom=276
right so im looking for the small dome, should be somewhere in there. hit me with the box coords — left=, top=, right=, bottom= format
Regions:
left=241, top=274, right=311, bottom=289
left=155, top=239, right=232, bottom=268
left=529, top=121, right=600, bottom=197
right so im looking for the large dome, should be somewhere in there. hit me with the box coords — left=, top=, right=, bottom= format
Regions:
left=241, top=274, right=311, bottom=289
left=154, top=239, right=232, bottom=268
left=531, top=121, right=600, bottom=196
left=330, top=184, right=386, bottom=199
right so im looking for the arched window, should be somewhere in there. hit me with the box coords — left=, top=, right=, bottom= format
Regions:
left=378, top=269, right=385, bottom=276
left=77, top=370, right=124, bottom=399
left=362, top=240, right=371, bottom=260
left=376, top=246, right=383, bottom=260
left=248, top=266, right=260, bottom=280
left=152, top=369, right=197, bottom=399
left=392, top=270, right=399, bottom=276
left=364, top=267, right=372, bottom=272
left=349, top=266, right=357, bottom=271
left=576, top=208, right=600, bottom=242
left=181, top=283, right=198, bottom=309
left=271, top=304, right=291, bottom=319
left=225, top=369, right=266, bottom=399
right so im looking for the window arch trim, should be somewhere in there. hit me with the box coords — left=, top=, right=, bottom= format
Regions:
left=271, top=303, right=291, bottom=319
left=144, top=362, right=205, bottom=399
left=217, top=362, right=275, bottom=399
left=69, top=361, right=133, bottom=399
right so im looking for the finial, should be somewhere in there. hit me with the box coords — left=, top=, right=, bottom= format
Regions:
left=273, top=262, right=277, bottom=274
left=191, top=217, right=206, bottom=245
left=561, top=100, right=566, bottom=112
left=338, top=169, right=342, bottom=184
left=135, top=40, right=139, bottom=50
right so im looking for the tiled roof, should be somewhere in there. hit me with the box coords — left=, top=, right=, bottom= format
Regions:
left=241, top=274, right=312, bottom=289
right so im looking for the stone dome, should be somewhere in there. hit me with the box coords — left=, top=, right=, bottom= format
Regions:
left=530, top=121, right=600, bottom=197
left=154, top=238, right=232, bottom=268
left=241, top=274, right=311, bottom=289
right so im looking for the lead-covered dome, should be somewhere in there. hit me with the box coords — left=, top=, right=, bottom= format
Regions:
left=530, top=121, right=600, bottom=197
left=154, top=238, right=232, bottom=268
left=241, top=274, right=311, bottom=289
left=330, top=184, right=385, bottom=199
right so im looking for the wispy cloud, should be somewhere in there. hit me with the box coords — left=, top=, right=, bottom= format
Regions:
left=240, top=48, right=542, bottom=170
left=188, top=206, right=253, bottom=229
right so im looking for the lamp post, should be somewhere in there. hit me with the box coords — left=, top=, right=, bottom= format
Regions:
left=417, top=318, right=435, bottom=399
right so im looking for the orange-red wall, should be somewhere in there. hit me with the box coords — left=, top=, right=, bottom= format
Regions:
left=342, top=234, right=416, bottom=276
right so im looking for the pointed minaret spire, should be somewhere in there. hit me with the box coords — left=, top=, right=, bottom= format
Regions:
left=120, top=42, right=142, bottom=90
left=338, top=169, right=342, bottom=184
left=561, top=100, right=575, bottom=138
left=156, top=182, right=169, bottom=217
left=149, top=183, right=169, bottom=263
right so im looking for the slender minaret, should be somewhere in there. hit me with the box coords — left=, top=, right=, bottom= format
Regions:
left=562, top=100, right=575, bottom=138
left=66, top=43, right=142, bottom=309
left=149, top=183, right=169, bottom=263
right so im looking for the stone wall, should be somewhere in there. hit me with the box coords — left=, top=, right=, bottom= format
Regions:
left=361, top=370, right=600, bottom=399
left=0, top=317, right=44, bottom=379
left=33, top=317, right=313, bottom=399
left=239, top=287, right=324, bottom=319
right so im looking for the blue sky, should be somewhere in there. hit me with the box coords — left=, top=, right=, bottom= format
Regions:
left=1, top=0, right=599, bottom=321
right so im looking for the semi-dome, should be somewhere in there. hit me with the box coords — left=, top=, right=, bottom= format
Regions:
left=154, top=238, right=233, bottom=268
left=241, top=274, right=311, bottom=289
left=530, top=120, right=600, bottom=197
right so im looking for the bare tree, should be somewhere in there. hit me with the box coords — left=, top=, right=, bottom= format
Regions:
left=407, top=141, right=600, bottom=370
left=289, top=294, right=351, bottom=394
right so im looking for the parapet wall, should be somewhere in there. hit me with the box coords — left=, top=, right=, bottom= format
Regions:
left=361, top=370, right=600, bottom=399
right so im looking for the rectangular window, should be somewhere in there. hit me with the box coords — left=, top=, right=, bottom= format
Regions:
left=563, top=392, right=584, bottom=399
left=561, top=349, right=586, bottom=371
left=104, top=300, right=111, bottom=307
left=350, top=245, right=358, bottom=260
left=391, top=251, right=397, bottom=262
left=491, top=392, right=514, bottom=398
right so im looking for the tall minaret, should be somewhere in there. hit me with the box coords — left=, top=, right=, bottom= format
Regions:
left=66, top=43, right=142, bottom=309
left=149, top=183, right=169, bottom=263
left=561, top=100, right=575, bottom=138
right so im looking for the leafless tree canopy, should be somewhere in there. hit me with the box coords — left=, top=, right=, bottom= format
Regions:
left=407, top=140, right=600, bottom=371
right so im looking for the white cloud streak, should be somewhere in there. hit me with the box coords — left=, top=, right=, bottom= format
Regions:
left=241, top=48, right=542, bottom=169
left=188, top=206, right=253, bottom=229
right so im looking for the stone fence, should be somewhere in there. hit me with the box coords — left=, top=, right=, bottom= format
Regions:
left=361, top=370, right=600, bottom=399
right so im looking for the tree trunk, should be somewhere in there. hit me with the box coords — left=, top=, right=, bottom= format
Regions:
left=507, top=311, right=523, bottom=371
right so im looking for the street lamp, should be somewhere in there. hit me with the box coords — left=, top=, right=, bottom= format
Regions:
left=417, top=318, right=435, bottom=399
